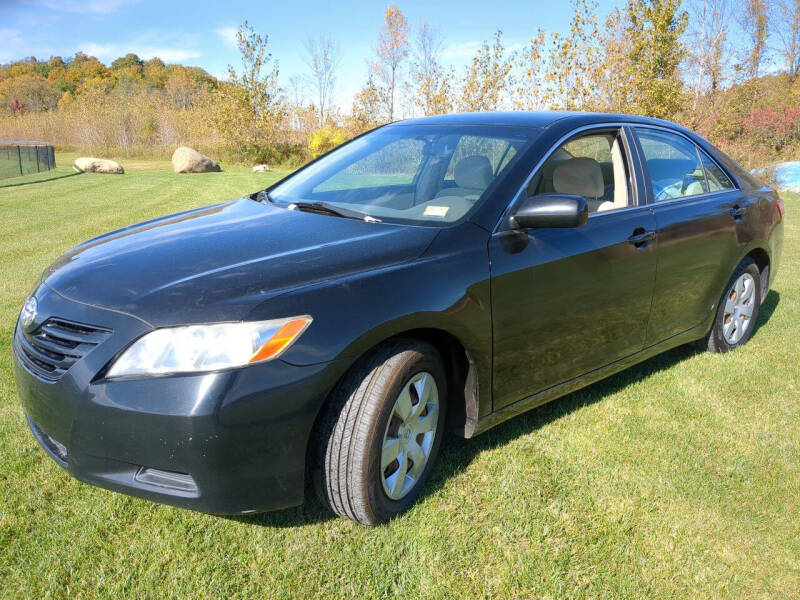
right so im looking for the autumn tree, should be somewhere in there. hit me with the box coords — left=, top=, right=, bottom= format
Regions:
left=230, top=21, right=282, bottom=114
left=285, top=75, right=319, bottom=137
left=304, top=35, right=341, bottom=126
left=143, top=57, right=167, bottom=89
left=624, top=0, right=689, bottom=118
left=287, top=75, right=306, bottom=108
left=407, top=21, right=454, bottom=115
left=0, top=74, right=60, bottom=113
left=212, top=21, right=286, bottom=160
left=111, top=53, right=144, bottom=72
left=543, top=0, right=603, bottom=110
left=513, top=30, right=547, bottom=110
left=686, top=0, right=729, bottom=99
left=459, top=30, right=514, bottom=112
left=164, top=67, right=212, bottom=109
left=370, top=5, right=409, bottom=121
left=736, top=0, right=768, bottom=79
left=351, top=74, right=386, bottom=129
left=595, top=8, right=635, bottom=112
left=774, top=1, right=800, bottom=76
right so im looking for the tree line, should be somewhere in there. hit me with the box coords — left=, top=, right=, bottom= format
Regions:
left=1, top=0, right=799, bottom=168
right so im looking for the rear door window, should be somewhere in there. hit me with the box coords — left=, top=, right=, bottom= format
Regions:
left=634, top=128, right=708, bottom=202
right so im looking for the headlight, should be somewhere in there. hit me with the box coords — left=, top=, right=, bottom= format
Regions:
left=106, top=316, right=312, bottom=378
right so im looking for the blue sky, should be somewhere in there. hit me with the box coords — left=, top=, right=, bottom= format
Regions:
left=0, top=0, right=625, bottom=107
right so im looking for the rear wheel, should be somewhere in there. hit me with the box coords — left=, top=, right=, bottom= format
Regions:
left=706, top=257, right=761, bottom=353
left=314, top=339, right=447, bottom=525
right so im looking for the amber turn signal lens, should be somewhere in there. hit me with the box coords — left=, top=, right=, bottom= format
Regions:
left=249, top=317, right=312, bottom=362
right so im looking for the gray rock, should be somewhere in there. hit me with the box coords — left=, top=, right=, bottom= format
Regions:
left=73, top=157, right=124, bottom=174
left=171, top=146, right=221, bottom=173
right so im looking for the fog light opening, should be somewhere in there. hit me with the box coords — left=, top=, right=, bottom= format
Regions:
left=134, top=467, right=198, bottom=493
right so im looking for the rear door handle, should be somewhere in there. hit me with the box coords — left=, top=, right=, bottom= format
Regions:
left=730, top=206, right=746, bottom=220
left=627, top=229, right=656, bottom=247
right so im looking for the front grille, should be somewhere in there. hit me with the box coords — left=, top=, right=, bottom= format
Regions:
left=14, top=318, right=111, bottom=381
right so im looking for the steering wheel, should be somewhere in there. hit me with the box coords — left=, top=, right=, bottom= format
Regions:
left=653, top=182, right=671, bottom=202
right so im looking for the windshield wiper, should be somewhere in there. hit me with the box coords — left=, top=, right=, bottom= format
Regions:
left=288, top=201, right=380, bottom=222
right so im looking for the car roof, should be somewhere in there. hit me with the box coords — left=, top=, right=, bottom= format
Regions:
left=395, top=111, right=685, bottom=131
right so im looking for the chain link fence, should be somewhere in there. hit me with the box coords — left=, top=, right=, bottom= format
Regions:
left=0, top=142, right=56, bottom=180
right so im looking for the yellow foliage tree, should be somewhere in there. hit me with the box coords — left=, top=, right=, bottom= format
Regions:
left=624, top=0, right=689, bottom=118
left=407, top=21, right=454, bottom=116
left=459, top=30, right=514, bottom=112
left=370, top=5, right=409, bottom=121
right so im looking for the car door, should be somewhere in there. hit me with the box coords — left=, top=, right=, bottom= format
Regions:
left=630, top=126, right=746, bottom=345
left=489, top=126, right=658, bottom=410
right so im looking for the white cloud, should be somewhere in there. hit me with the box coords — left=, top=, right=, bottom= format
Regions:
left=79, top=42, right=201, bottom=62
left=22, top=0, right=141, bottom=14
left=0, top=28, right=24, bottom=62
left=215, top=26, right=238, bottom=48
left=441, top=39, right=523, bottom=62
left=76, top=30, right=204, bottom=63
left=442, top=40, right=482, bottom=60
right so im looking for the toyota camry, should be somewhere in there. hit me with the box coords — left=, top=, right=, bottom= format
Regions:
left=13, top=112, right=784, bottom=525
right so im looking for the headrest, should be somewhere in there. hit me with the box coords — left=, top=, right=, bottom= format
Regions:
left=553, top=157, right=604, bottom=198
left=454, top=155, right=492, bottom=190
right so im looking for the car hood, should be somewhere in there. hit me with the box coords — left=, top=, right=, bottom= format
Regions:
left=43, top=197, right=438, bottom=326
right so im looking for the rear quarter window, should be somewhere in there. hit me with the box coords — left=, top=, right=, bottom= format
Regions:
left=699, top=149, right=735, bottom=191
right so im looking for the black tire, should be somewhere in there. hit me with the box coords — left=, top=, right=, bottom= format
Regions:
left=314, top=338, right=447, bottom=525
left=706, top=257, right=761, bottom=353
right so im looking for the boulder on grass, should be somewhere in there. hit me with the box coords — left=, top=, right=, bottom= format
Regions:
left=73, top=157, right=124, bottom=174
left=252, top=164, right=270, bottom=172
left=171, top=146, right=221, bottom=173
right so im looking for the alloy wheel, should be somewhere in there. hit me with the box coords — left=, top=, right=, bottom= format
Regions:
left=723, top=272, right=756, bottom=345
left=380, top=372, right=439, bottom=500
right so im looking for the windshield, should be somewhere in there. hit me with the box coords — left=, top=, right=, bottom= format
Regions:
left=268, top=124, right=537, bottom=226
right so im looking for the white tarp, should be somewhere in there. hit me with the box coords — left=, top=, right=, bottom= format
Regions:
left=753, top=162, right=800, bottom=192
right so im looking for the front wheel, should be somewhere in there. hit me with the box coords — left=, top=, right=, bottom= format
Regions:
left=706, top=257, right=761, bottom=353
left=314, top=339, right=447, bottom=525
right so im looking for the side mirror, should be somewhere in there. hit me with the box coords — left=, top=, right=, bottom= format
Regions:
left=511, top=194, right=589, bottom=229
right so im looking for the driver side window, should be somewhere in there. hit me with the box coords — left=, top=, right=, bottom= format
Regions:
left=528, top=130, right=631, bottom=213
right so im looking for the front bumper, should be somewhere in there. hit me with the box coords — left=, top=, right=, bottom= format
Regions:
left=13, top=284, right=343, bottom=514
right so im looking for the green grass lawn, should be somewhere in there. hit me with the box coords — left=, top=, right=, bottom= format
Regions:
left=0, top=161, right=798, bottom=599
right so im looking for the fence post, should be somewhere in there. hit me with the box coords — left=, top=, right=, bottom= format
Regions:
left=35, top=145, right=40, bottom=173
left=17, top=146, right=22, bottom=177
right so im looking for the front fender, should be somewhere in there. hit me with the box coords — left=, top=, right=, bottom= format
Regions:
left=245, top=222, right=494, bottom=417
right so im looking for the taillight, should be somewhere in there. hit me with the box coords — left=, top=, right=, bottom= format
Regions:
left=777, top=196, right=785, bottom=221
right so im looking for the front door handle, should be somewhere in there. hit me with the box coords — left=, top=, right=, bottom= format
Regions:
left=730, top=206, right=746, bottom=220
left=627, top=229, right=656, bottom=248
